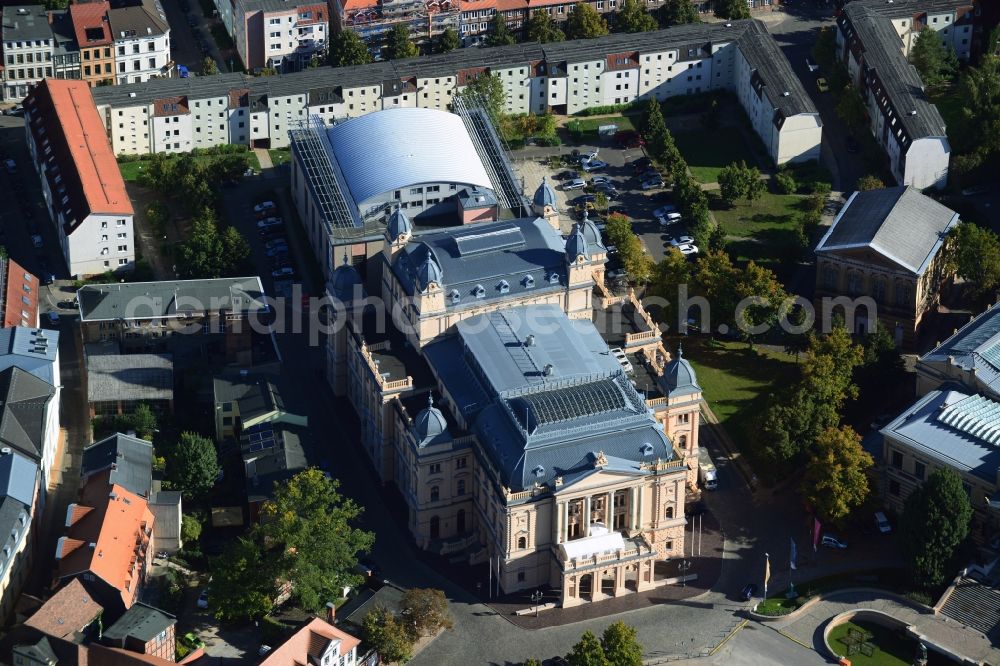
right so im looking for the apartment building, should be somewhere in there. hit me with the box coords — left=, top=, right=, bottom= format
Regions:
left=0, top=255, right=39, bottom=328
left=459, top=0, right=525, bottom=46
left=91, top=19, right=820, bottom=166
left=211, top=0, right=328, bottom=73
left=1, top=5, right=53, bottom=102
left=331, top=0, right=459, bottom=56
left=24, top=79, right=135, bottom=277
left=836, top=0, right=971, bottom=190
left=108, top=0, right=172, bottom=85
left=70, top=1, right=115, bottom=87
left=0, top=450, right=39, bottom=624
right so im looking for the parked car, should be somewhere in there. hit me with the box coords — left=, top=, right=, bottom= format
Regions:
left=254, top=201, right=276, bottom=214
left=805, top=56, right=819, bottom=73
left=631, top=157, right=652, bottom=172
left=666, top=235, right=695, bottom=247
left=581, top=159, right=608, bottom=172
left=816, top=77, right=830, bottom=93
left=571, top=194, right=596, bottom=205
left=845, top=135, right=860, bottom=153
left=563, top=178, right=586, bottom=191
left=555, top=170, right=579, bottom=181
left=740, top=583, right=758, bottom=601
left=272, top=266, right=295, bottom=279
left=657, top=211, right=682, bottom=227
left=3, top=104, right=24, bottom=116
left=265, top=246, right=288, bottom=258
left=962, top=184, right=990, bottom=196
left=874, top=511, right=892, bottom=534
left=30, top=234, right=42, bottom=248
left=821, top=535, right=848, bottom=549
left=677, top=243, right=699, bottom=257
left=264, top=237, right=288, bottom=250
left=257, top=217, right=283, bottom=229
left=613, top=130, right=643, bottom=148
left=590, top=176, right=611, bottom=186
left=197, top=589, right=210, bottom=609
left=4, top=159, right=17, bottom=174
left=46, top=312, right=59, bottom=326
left=641, top=178, right=665, bottom=190
left=638, top=168, right=661, bottom=181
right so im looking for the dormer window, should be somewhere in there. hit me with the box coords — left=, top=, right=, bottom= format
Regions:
left=532, top=464, right=545, bottom=477
left=523, top=275, right=535, bottom=288
left=473, top=284, right=485, bottom=299
left=548, top=273, right=560, bottom=285
left=641, top=443, right=654, bottom=456
left=449, top=289, right=461, bottom=304
left=498, top=279, right=509, bottom=294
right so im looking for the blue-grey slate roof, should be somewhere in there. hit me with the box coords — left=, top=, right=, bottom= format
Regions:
left=881, top=388, right=1000, bottom=484
left=103, top=603, right=176, bottom=645
left=390, top=217, right=569, bottom=309
left=0, top=366, right=55, bottom=464
left=424, top=305, right=673, bottom=491
left=920, top=307, right=1000, bottom=397
left=81, top=433, right=153, bottom=498
left=816, top=186, right=958, bottom=275
left=0, top=450, right=37, bottom=585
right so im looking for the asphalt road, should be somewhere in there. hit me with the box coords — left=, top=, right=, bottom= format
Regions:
left=161, top=0, right=225, bottom=75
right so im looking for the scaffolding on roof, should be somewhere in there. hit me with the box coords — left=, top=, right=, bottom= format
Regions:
left=452, top=92, right=530, bottom=218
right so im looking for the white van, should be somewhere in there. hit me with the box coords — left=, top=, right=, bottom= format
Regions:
left=874, top=511, right=892, bottom=534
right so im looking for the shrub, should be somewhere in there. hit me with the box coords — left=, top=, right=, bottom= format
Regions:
left=774, top=171, right=797, bottom=195
left=535, top=135, right=562, bottom=147
left=574, top=102, right=636, bottom=116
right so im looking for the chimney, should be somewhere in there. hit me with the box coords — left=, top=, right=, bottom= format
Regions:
left=326, top=602, right=335, bottom=623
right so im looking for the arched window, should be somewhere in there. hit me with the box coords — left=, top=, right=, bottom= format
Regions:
left=517, top=536, right=527, bottom=549
left=823, top=264, right=838, bottom=289
left=457, top=479, right=466, bottom=496
left=664, top=505, right=674, bottom=519
left=872, top=276, right=887, bottom=303
left=895, top=282, right=912, bottom=307
left=430, top=515, right=440, bottom=539
left=847, top=271, right=863, bottom=295
left=678, top=435, right=688, bottom=449
left=430, top=485, right=439, bottom=502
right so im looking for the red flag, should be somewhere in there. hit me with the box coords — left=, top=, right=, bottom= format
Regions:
left=812, top=517, right=822, bottom=552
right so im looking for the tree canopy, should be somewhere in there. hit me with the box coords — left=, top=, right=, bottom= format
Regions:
left=361, top=606, right=413, bottom=664
left=714, top=0, right=750, bottom=20
left=802, top=426, right=873, bottom=524
left=649, top=247, right=691, bottom=330
left=615, top=0, right=658, bottom=33
left=658, top=0, right=700, bottom=27
left=900, top=468, right=972, bottom=587
left=386, top=24, right=419, bottom=59
left=485, top=12, right=517, bottom=46
left=167, top=432, right=219, bottom=499
left=201, top=56, right=218, bottom=76
left=211, top=469, right=374, bottom=620
left=436, top=27, right=460, bottom=53
left=946, top=222, right=1000, bottom=299
left=176, top=208, right=251, bottom=279
left=600, top=622, right=643, bottom=666
left=398, top=588, right=454, bottom=640
left=835, top=86, right=868, bottom=132
left=717, top=161, right=764, bottom=206
left=567, top=630, right=608, bottom=666
left=605, top=212, right=653, bottom=283
left=856, top=174, right=884, bottom=191
left=455, top=72, right=506, bottom=123
left=565, top=3, right=609, bottom=40
left=911, top=27, right=958, bottom=88
left=526, top=9, right=566, bottom=43
left=330, top=30, right=373, bottom=67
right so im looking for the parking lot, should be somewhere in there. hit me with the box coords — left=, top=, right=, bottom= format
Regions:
left=513, top=135, right=698, bottom=281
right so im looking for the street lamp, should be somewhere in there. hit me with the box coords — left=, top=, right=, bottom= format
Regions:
left=677, top=559, right=691, bottom=587
left=530, top=590, right=543, bottom=618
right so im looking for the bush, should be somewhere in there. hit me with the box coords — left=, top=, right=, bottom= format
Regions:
left=574, top=102, right=636, bottom=116
left=116, top=153, right=142, bottom=163
left=535, top=135, right=562, bottom=147
left=261, top=616, right=293, bottom=644
left=774, top=171, right=797, bottom=194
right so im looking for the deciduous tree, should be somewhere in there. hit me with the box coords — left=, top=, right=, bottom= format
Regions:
left=946, top=222, right=1000, bottom=299
left=835, top=86, right=868, bottom=132
left=900, top=469, right=972, bottom=587
left=485, top=12, right=516, bottom=46
left=733, top=261, right=789, bottom=346
left=856, top=174, right=884, bottom=191
left=330, top=30, right=373, bottom=67
left=210, top=536, right=279, bottom=621
left=567, top=630, right=608, bottom=666
left=911, top=27, right=958, bottom=87
left=386, top=24, right=418, bottom=59
left=398, top=588, right=453, bottom=640
left=167, top=432, right=219, bottom=498
left=455, top=72, right=506, bottom=123
left=802, top=426, right=873, bottom=524
left=606, top=213, right=653, bottom=283
left=812, top=26, right=836, bottom=72
left=658, top=0, right=700, bottom=27
left=181, top=514, right=202, bottom=543
left=362, top=606, right=413, bottom=664
left=600, top=622, right=642, bottom=666
left=615, top=0, right=658, bottom=33
left=565, top=2, right=609, bottom=40
left=526, top=9, right=565, bottom=43
left=130, top=403, right=157, bottom=440
left=718, top=161, right=749, bottom=204
left=650, top=248, right=691, bottom=330
left=201, top=56, right=218, bottom=75
left=714, top=0, right=749, bottom=20
left=436, top=27, right=460, bottom=53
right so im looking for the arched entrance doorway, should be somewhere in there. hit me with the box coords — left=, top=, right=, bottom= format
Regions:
left=579, top=573, right=593, bottom=601
left=457, top=509, right=466, bottom=533
left=430, top=515, right=440, bottom=539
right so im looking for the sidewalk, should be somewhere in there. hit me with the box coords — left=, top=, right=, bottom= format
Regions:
left=768, top=589, right=1000, bottom=665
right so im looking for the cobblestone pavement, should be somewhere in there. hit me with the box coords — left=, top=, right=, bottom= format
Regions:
left=769, top=589, right=1000, bottom=665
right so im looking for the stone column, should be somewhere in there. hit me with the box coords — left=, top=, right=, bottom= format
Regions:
left=583, top=496, right=591, bottom=537
left=635, top=486, right=643, bottom=531
left=606, top=491, right=613, bottom=528
left=554, top=501, right=563, bottom=544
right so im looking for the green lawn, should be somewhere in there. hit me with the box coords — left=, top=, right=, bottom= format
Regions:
left=268, top=148, right=292, bottom=167
left=708, top=190, right=807, bottom=274
left=681, top=338, right=798, bottom=442
left=673, top=127, right=756, bottom=183
left=827, top=621, right=913, bottom=666
left=566, top=115, right=636, bottom=136
left=118, top=152, right=260, bottom=182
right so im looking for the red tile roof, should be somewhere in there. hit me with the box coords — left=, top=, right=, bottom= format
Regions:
left=69, top=1, right=112, bottom=47
left=0, top=257, right=38, bottom=328
left=24, top=579, right=104, bottom=642
left=259, top=618, right=360, bottom=666
left=24, top=80, right=134, bottom=232
left=56, top=482, right=153, bottom=611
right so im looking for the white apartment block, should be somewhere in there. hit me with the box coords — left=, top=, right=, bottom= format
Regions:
left=91, top=20, right=820, bottom=167
left=836, top=0, right=962, bottom=190
left=1, top=6, right=54, bottom=103
left=109, top=0, right=172, bottom=85
left=24, top=80, right=135, bottom=278
left=229, top=0, right=328, bottom=73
